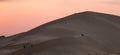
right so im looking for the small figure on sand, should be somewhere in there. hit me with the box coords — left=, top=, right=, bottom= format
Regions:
left=81, top=34, right=84, bottom=36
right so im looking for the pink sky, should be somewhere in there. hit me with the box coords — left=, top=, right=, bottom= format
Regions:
left=0, top=0, right=120, bottom=36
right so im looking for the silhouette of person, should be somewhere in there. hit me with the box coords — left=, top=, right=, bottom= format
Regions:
left=23, top=45, right=26, bottom=48
left=81, top=34, right=84, bottom=36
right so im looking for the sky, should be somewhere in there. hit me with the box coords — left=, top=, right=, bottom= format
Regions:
left=0, top=0, right=120, bottom=36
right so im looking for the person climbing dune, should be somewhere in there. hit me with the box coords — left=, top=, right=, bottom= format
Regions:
left=81, top=34, right=84, bottom=36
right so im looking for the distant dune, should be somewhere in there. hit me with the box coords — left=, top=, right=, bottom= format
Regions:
left=0, top=11, right=120, bottom=55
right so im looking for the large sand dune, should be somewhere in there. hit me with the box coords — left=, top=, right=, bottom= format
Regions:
left=0, top=11, right=120, bottom=55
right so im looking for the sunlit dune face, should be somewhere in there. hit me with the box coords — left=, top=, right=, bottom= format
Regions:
left=0, top=0, right=120, bottom=36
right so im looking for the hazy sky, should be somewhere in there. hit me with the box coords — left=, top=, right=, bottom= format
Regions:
left=0, top=0, right=120, bottom=36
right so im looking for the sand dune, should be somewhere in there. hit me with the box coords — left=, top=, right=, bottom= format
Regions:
left=0, top=11, right=120, bottom=55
